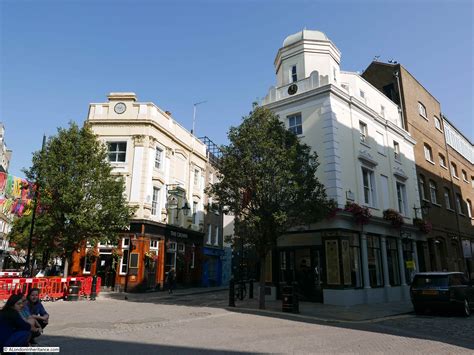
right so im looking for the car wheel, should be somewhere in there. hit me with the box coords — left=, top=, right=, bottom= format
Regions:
left=414, top=305, right=425, bottom=315
left=462, top=299, right=471, bottom=317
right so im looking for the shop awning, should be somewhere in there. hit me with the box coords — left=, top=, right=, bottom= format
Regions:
left=9, top=254, right=26, bottom=264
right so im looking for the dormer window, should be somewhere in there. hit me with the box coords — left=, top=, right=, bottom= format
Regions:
left=291, top=65, right=297, bottom=83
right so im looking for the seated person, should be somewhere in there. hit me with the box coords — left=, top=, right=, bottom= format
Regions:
left=26, top=288, right=49, bottom=330
left=0, top=294, right=35, bottom=348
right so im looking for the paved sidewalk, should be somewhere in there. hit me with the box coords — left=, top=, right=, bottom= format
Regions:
left=99, top=286, right=414, bottom=323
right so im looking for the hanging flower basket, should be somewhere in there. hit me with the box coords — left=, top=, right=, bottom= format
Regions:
left=344, top=202, right=371, bottom=225
left=325, top=200, right=342, bottom=220
left=86, top=248, right=99, bottom=259
left=145, top=250, right=158, bottom=261
left=413, top=218, right=432, bottom=234
left=111, top=248, right=123, bottom=260
left=383, top=209, right=404, bottom=228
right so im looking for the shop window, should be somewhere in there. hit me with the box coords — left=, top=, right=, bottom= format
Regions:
left=348, top=235, right=363, bottom=288
left=120, top=238, right=130, bottom=275
left=367, top=235, right=383, bottom=287
left=402, top=240, right=414, bottom=284
left=83, top=254, right=92, bottom=274
left=386, top=238, right=400, bottom=286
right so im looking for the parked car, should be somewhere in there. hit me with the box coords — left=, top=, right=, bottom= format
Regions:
left=410, top=272, right=474, bottom=316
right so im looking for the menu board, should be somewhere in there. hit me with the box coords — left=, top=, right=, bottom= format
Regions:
left=325, top=240, right=340, bottom=285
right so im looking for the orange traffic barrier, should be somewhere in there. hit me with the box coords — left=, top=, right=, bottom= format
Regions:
left=0, top=276, right=101, bottom=301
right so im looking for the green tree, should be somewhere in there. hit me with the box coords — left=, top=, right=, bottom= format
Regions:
left=208, top=105, right=330, bottom=309
left=10, top=122, right=135, bottom=273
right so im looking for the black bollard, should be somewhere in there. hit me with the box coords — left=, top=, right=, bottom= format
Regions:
left=229, top=278, right=235, bottom=307
left=249, top=279, right=253, bottom=299
left=90, top=275, right=97, bottom=301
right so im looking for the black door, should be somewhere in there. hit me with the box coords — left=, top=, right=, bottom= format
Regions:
left=97, top=254, right=115, bottom=289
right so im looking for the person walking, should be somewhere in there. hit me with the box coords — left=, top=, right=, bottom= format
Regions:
left=166, top=268, right=176, bottom=294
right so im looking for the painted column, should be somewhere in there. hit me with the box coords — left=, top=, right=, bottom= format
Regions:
left=397, top=238, right=407, bottom=286
left=380, top=236, right=391, bottom=287
left=360, top=233, right=371, bottom=289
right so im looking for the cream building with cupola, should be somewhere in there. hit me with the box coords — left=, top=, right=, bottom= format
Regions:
left=85, top=93, right=224, bottom=292
left=262, top=30, right=423, bottom=305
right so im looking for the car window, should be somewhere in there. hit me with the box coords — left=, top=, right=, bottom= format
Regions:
left=449, top=275, right=463, bottom=286
left=412, top=276, right=448, bottom=288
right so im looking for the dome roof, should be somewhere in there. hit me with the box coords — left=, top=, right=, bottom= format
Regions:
left=282, top=30, right=329, bottom=47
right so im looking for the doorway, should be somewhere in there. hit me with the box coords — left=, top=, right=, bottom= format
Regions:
left=97, top=253, right=116, bottom=289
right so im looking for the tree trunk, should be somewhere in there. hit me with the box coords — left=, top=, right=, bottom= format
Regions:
left=63, top=258, right=69, bottom=277
left=258, top=255, right=266, bottom=309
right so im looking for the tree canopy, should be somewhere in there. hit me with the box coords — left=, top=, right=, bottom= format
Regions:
left=207, top=105, right=330, bottom=308
left=9, top=122, right=134, bottom=265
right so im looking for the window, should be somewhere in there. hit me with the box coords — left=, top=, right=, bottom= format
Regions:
left=151, top=187, right=160, bottom=216
left=380, top=175, right=390, bottom=210
left=423, top=144, right=433, bottom=162
left=439, top=153, right=446, bottom=168
left=207, top=224, right=211, bottom=244
left=349, top=235, right=363, bottom=288
left=191, top=249, right=195, bottom=269
left=194, top=169, right=200, bottom=186
left=418, top=102, right=427, bottom=118
left=120, top=238, right=130, bottom=274
left=462, top=170, right=468, bottom=182
left=177, top=243, right=185, bottom=253
left=386, top=238, right=400, bottom=286
left=396, top=182, right=407, bottom=215
left=291, top=65, right=297, bottom=82
left=434, top=116, right=442, bottom=130
left=376, top=132, right=385, bottom=154
left=150, top=239, right=159, bottom=249
left=466, top=199, right=472, bottom=218
left=429, top=180, right=438, bottom=204
left=456, top=194, right=464, bottom=214
left=359, top=121, right=368, bottom=143
left=380, top=105, right=385, bottom=118
left=419, top=175, right=427, bottom=201
left=333, top=67, right=337, bottom=83
left=83, top=253, right=92, bottom=274
left=393, top=141, right=400, bottom=160
left=214, top=226, right=219, bottom=245
left=155, top=147, right=163, bottom=169
left=288, top=113, right=302, bottom=135
left=362, top=167, right=376, bottom=207
left=444, top=188, right=452, bottom=210
left=367, top=235, right=383, bottom=287
left=192, top=201, right=198, bottom=224
left=451, top=162, right=458, bottom=178
left=359, top=89, right=365, bottom=99
left=107, top=142, right=126, bottom=162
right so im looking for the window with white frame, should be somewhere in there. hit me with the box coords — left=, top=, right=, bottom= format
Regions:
left=444, top=188, right=452, bottom=210
left=168, top=241, right=177, bottom=252
left=429, top=180, right=438, bottom=204
left=83, top=253, right=92, bottom=274
left=396, top=182, right=407, bottom=215
left=462, top=170, right=468, bottom=182
left=455, top=194, right=464, bottom=214
left=155, top=147, right=163, bottom=169
left=359, top=90, right=365, bottom=99
left=380, top=105, right=385, bottom=118
left=423, top=143, right=433, bottom=162
left=194, top=169, right=200, bottom=186
left=207, top=224, right=212, bottom=244
left=434, top=116, right=442, bottom=130
left=418, top=102, right=427, bottom=118
left=214, top=226, right=219, bottom=245
left=451, top=162, right=458, bottom=178
left=120, top=238, right=130, bottom=275
left=107, top=142, right=127, bottom=162
left=151, top=187, right=160, bottom=216
left=177, top=243, right=185, bottom=253
left=362, top=167, right=376, bottom=207
left=359, top=121, right=368, bottom=143
left=419, top=175, right=427, bottom=201
left=288, top=114, right=302, bottom=135
left=439, top=153, right=447, bottom=168
left=393, top=141, right=400, bottom=161
left=467, top=199, right=473, bottom=218
left=333, top=67, right=337, bottom=83
left=376, top=132, right=385, bottom=154
left=291, top=65, right=297, bottom=82
left=150, top=239, right=159, bottom=250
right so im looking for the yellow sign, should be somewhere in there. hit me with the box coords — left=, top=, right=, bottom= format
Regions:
left=405, top=260, right=415, bottom=269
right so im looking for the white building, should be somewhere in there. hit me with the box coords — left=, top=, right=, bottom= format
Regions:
left=0, top=123, right=13, bottom=271
left=262, top=30, right=423, bottom=305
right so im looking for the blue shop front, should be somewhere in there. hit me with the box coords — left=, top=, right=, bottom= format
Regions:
left=202, top=247, right=224, bottom=287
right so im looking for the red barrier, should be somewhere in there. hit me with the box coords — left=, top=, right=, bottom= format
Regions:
left=0, top=276, right=102, bottom=301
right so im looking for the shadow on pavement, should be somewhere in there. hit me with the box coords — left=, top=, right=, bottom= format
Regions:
left=40, top=335, right=255, bottom=355
left=101, top=290, right=474, bottom=351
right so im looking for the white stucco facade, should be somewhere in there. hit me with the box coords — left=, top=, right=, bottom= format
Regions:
left=263, top=30, right=423, bottom=305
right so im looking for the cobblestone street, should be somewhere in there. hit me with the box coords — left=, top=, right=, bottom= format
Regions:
left=35, top=291, right=474, bottom=354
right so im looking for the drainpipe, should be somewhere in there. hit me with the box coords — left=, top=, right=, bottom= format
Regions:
left=393, top=67, right=406, bottom=130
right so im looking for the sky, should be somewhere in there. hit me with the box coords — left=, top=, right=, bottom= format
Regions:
left=1, top=0, right=473, bottom=178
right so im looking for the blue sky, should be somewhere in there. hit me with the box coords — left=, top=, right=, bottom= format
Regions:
left=1, top=0, right=472, bottom=178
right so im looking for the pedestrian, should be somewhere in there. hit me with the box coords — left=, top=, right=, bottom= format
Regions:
left=0, top=294, right=35, bottom=348
left=166, top=268, right=176, bottom=294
